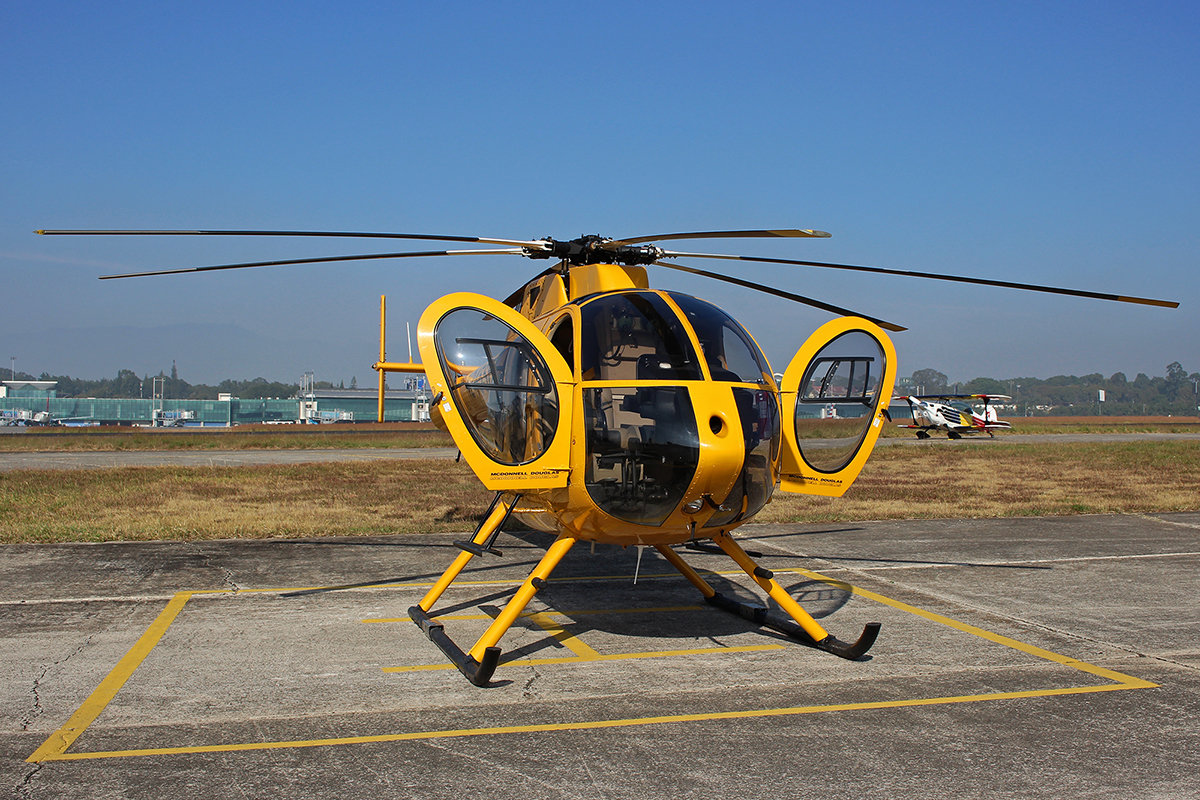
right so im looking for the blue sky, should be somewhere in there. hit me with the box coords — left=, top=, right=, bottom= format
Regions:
left=2, top=2, right=1196, bottom=387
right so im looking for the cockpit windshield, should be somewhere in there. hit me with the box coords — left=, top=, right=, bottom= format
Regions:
left=575, top=291, right=781, bottom=528
left=578, top=292, right=702, bottom=382
left=667, top=293, right=774, bottom=385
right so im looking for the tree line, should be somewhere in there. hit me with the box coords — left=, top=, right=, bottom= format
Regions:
left=910, top=363, right=1200, bottom=416
left=10, top=362, right=1198, bottom=415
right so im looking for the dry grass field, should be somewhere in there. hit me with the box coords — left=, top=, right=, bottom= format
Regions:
left=756, top=439, right=1200, bottom=523
left=2, top=429, right=1197, bottom=543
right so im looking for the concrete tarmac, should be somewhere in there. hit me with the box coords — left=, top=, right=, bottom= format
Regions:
left=4, top=513, right=1198, bottom=799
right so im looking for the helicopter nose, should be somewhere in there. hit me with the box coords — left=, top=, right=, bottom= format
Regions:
left=680, top=385, right=770, bottom=520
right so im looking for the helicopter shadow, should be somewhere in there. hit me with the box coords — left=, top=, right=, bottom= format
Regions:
left=484, top=535, right=855, bottom=646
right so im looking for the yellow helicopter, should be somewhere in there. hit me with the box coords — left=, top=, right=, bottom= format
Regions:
left=35, top=226, right=1178, bottom=685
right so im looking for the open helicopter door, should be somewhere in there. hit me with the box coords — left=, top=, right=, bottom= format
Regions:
left=778, top=317, right=897, bottom=497
left=417, top=292, right=575, bottom=491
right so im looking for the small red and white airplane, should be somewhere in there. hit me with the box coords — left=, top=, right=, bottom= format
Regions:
left=895, top=394, right=1012, bottom=439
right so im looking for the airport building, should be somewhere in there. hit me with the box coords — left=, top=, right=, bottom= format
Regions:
left=0, top=381, right=431, bottom=426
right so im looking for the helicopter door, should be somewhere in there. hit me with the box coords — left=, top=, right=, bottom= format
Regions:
left=417, top=292, right=575, bottom=491
left=778, top=317, right=897, bottom=497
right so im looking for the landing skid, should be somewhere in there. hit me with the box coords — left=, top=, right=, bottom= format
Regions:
left=410, top=494, right=881, bottom=686
left=705, top=593, right=880, bottom=658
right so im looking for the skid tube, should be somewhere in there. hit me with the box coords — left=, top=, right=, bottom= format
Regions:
left=703, top=593, right=880, bottom=660
left=410, top=491, right=578, bottom=686
left=409, top=605, right=501, bottom=687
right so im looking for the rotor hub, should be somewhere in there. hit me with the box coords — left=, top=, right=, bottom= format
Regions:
left=526, top=235, right=663, bottom=266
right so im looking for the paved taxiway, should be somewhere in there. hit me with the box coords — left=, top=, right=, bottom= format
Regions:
left=3, top=431, right=1199, bottom=472
left=4, top=512, right=1198, bottom=799
left=0, top=446, right=460, bottom=472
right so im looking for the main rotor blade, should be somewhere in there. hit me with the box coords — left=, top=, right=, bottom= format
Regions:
left=608, top=229, right=831, bottom=247
left=661, top=250, right=1179, bottom=309
left=652, top=261, right=906, bottom=332
left=37, top=229, right=550, bottom=250
left=98, top=249, right=526, bottom=279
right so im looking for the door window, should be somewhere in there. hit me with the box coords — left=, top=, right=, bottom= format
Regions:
left=434, top=308, right=560, bottom=465
left=794, top=331, right=886, bottom=473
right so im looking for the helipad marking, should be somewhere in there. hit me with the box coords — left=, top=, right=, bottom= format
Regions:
left=28, top=569, right=1158, bottom=762
left=28, top=683, right=1149, bottom=761
left=379, top=606, right=783, bottom=671
left=26, top=592, right=193, bottom=763
left=386, top=643, right=786, bottom=672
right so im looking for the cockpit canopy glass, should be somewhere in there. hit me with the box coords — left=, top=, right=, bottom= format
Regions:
left=667, top=293, right=774, bottom=385
left=579, top=292, right=702, bottom=382
left=584, top=385, right=700, bottom=527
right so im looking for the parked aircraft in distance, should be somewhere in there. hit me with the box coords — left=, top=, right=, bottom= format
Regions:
left=897, top=393, right=1012, bottom=438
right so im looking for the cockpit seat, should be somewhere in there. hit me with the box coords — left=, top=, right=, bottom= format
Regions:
left=636, top=354, right=679, bottom=380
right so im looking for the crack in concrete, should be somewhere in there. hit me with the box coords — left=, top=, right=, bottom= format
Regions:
left=419, top=739, right=587, bottom=798
left=579, top=756, right=612, bottom=800
left=1137, top=513, right=1200, bottom=531
left=19, top=663, right=48, bottom=733
left=192, top=541, right=239, bottom=593
left=12, top=763, right=43, bottom=800
left=521, top=666, right=541, bottom=699
left=21, top=636, right=94, bottom=732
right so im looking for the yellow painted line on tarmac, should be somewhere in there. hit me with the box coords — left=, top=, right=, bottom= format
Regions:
left=526, top=610, right=604, bottom=659
left=786, top=566, right=1159, bottom=689
left=361, top=604, right=704, bottom=624
left=27, top=592, right=194, bottom=763
left=385, top=644, right=785, bottom=673
left=37, top=682, right=1143, bottom=761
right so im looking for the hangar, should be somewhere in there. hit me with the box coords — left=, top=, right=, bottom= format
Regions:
left=0, top=381, right=429, bottom=426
